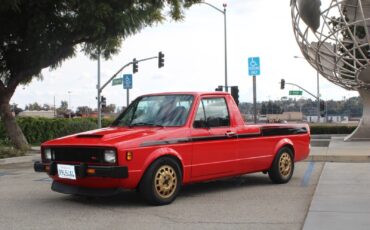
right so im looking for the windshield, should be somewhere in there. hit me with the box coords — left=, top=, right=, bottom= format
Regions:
left=112, top=95, right=194, bottom=127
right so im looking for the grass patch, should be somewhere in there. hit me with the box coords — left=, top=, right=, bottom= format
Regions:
left=0, top=146, right=27, bottom=159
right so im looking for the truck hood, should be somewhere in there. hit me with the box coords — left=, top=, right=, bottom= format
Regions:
left=43, top=126, right=163, bottom=147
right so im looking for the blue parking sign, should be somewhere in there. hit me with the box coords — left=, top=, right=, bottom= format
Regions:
left=248, top=57, right=260, bottom=76
left=123, top=74, right=132, bottom=89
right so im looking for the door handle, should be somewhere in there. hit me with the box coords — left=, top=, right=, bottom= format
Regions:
left=225, top=131, right=236, bottom=137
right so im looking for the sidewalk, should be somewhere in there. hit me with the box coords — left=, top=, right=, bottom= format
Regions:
left=303, top=162, right=370, bottom=230
left=303, top=137, right=370, bottom=230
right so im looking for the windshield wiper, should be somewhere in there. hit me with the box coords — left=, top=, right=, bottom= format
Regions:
left=129, top=122, right=164, bottom=128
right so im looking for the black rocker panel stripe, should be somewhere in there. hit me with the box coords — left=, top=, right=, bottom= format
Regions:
left=140, top=126, right=307, bottom=147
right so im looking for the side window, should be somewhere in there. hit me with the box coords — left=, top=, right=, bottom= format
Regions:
left=193, top=97, right=230, bottom=128
left=193, top=101, right=207, bottom=128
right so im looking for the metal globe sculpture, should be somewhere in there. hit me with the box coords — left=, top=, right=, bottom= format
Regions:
left=291, top=0, right=370, bottom=141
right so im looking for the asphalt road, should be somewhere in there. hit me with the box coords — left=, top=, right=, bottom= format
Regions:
left=0, top=162, right=323, bottom=230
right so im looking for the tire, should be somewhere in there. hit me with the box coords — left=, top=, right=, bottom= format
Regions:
left=268, top=147, right=294, bottom=184
left=139, top=157, right=182, bottom=205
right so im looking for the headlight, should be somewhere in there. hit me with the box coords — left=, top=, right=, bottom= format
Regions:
left=44, top=148, right=52, bottom=160
left=104, top=150, right=116, bottom=163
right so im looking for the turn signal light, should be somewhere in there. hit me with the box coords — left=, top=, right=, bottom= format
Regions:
left=126, top=152, right=133, bottom=161
left=87, top=168, right=96, bottom=174
left=45, top=166, right=50, bottom=172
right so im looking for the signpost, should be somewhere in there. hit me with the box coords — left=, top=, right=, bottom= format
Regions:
left=289, top=90, right=303, bottom=96
left=123, top=74, right=133, bottom=107
left=248, top=57, right=260, bottom=76
left=248, top=57, right=260, bottom=124
left=112, top=78, right=123, bottom=86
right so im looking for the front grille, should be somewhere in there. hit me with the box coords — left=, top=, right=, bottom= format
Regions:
left=51, top=147, right=108, bottom=164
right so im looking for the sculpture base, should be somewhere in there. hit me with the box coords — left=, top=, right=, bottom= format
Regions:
left=345, top=89, right=370, bottom=141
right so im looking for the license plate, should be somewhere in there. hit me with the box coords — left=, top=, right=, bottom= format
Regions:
left=57, top=164, right=76, bottom=180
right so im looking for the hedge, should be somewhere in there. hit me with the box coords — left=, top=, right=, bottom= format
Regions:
left=309, top=125, right=356, bottom=134
left=0, top=117, right=358, bottom=145
left=0, top=117, right=114, bottom=145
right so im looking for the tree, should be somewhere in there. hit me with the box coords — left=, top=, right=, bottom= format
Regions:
left=102, top=104, right=116, bottom=114
left=0, top=0, right=200, bottom=149
left=25, top=102, right=42, bottom=111
left=56, top=101, right=68, bottom=116
left=76, top=106, right=93, bottom=116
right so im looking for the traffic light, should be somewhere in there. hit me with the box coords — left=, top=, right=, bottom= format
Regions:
left=231, top=86, right=239, bottom=105
left=101, top=96, right=106, bottom=109
left=215, top=85, right=223, bottom=91
left=280, top=79, right=285, bottom=89
left=158, top=51, right=164, bottom=68
left=133, top=58, right=138, bottom=73
left=320, top=100, right=325, bottom=117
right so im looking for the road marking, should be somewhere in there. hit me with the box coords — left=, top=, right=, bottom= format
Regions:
left=301, top=161, right=315, bottom=187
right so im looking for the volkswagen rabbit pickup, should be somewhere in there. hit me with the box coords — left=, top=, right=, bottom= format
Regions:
left=34, top=92, right=310, bottom=205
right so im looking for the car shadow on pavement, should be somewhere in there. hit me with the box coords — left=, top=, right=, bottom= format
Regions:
left=180, top=173, right=272, bottom=197
left=61, top=173, right=272, bottom=207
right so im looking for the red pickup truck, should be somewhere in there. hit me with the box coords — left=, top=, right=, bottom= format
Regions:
left=34, top=92, right=310, bottom=205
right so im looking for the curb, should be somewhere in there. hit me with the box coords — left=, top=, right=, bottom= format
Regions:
left=0, top=152, right=40, bottom=165
left=306, top=155, right=370, bottom=163
left=0, top=154, right=40, bottom=165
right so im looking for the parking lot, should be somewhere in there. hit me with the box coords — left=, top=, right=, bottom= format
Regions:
left=0, top=161, right=323, bottom=230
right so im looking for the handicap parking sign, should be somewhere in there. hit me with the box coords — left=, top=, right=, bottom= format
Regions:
left=123, top=74, right=133, bottom=89
left=248, top=57, right=260, bottom=76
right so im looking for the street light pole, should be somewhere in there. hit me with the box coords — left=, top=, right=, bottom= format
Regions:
left=68, top=91, right=72, bottom=118
left=201, top=2, right=228, bottom=92
left=97, top=50, right=102, bottom=128
left=317, top=71, right=321, bottom=122
left=223, top=4, right=228, bottom=92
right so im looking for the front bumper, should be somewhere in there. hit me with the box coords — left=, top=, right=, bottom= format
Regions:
left=34, top=161, right=128, bottom=179
left=51, top=181, right=125, bottom=196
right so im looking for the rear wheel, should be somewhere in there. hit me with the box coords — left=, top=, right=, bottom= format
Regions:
left=268, top=147, right=294, bottom=184
left=139, top=157, right=182, bottom=205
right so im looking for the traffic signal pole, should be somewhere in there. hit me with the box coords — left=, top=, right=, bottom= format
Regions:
left=96, top=54, right=161, bottom=128
left=281, top=79, right=322, bottom=122
left=284, top=82, right=318, bottom=100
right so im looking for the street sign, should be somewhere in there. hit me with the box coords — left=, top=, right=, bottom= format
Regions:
left=112, top=78, right=123, bottom=86
left=123, top=74, right=133, bottom=89
left=248, top=57, right=260, bottom=76
left=289, top=90, right=303, bottom=96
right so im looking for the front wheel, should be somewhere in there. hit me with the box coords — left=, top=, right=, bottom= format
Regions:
left=139, top=157, right=182, bottom=205
left=268, top=147, right=294, bottom=184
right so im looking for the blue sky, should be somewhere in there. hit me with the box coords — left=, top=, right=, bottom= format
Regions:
left=11, top=0, right=358, bottom=110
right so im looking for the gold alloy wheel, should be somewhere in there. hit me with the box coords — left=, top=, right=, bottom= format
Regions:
left=154, top=165, right=177, bottom=199
left=279, top=152, right=292, bottom=177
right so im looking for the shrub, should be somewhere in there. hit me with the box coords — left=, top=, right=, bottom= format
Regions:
left=309, top=125, right=356, bottom=134
left=0, top=117, right=114, bottom=145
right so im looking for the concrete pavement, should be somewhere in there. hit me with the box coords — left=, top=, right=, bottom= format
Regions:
left=303, top=163, right=370, bottom=230
left=304, top=136, right=370, bottom=230
left=1, top=137, right=370, bottom=229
